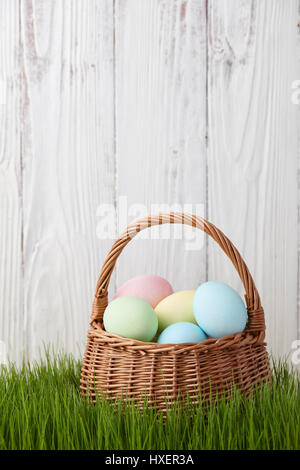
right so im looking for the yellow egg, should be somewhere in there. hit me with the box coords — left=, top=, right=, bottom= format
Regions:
left=155, top=290, right=197, bottom=332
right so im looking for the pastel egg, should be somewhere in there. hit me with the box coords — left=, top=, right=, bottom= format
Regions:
left=193, top=281, right=247, bottom=338
left=103, top=296, right=158, bottom=342
left=113, top=274, right=173, bottom=308
left=155, top=290, right=197, bottom=332
left=157, top=322, right=207, bottom=344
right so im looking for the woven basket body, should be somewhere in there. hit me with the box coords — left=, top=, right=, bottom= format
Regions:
left=80, top=213, right=270, bottom=409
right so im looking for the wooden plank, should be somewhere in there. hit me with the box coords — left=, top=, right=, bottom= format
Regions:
left=114, top=0, right=207, bottom=295
left=207, top=0, right=299, bottom=358
left=0, top=0, right=23, bottom=363
left=21, top=0, right=115, bottom=360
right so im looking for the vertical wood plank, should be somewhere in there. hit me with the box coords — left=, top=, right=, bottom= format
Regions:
left=21, top=0, right=115, bottom=360
left=207, top=0, right=299, bottom=358
left=0, top=1, right=23, bottom=362
left=114, top=0, right=207, bottom=293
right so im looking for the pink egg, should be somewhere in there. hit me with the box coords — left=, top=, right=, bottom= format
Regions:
left=113, top=274, right=173, bottom=308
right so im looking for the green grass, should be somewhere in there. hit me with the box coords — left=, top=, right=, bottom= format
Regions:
left=0, top=353, right=299, bottom=450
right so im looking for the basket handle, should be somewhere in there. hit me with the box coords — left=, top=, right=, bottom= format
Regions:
left=91, top=213, right=265, bottom=336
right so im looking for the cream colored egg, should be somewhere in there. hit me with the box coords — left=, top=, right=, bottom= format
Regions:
left=155, top=290, right=196, bottom=332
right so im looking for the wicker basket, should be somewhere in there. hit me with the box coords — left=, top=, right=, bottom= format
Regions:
left=80, top=213, right=270, bottom=409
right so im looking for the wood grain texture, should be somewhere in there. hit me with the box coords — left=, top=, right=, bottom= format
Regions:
left=0, top=0, right=299, bottom=362
left=207, top=0, right=299, bottom=358
left=114, top=0, right=207, bottom=295
left=0, top=0, right=23, bottom=362
left=21, top=0, right=115, bottom=360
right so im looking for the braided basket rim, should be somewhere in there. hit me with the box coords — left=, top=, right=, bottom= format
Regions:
left=88, top=319, right=266, bottom=355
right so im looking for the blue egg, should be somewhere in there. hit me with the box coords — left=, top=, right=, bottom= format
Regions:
left=193, top=281, right=247, bottom=338
left=157, top=322, right=207, bottom=344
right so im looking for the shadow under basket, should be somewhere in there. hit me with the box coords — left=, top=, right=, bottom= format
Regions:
left=80, top=213, right=271, bottom=410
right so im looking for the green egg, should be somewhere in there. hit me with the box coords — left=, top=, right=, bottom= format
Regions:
left=103, top=296, right=158, bottom=342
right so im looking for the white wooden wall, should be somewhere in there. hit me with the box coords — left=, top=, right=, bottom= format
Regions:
left=0, top=0, right=299, bottom=363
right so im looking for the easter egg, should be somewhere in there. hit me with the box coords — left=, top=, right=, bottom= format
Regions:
left=157, top=322, right=207, bottom=344
left=103, top=296, right=158, bottom=342
left=113, top=274, right=173, bottom=308
left=155, top=290, right=196, bottom=332
left=193, top=281, right=247, bottom=338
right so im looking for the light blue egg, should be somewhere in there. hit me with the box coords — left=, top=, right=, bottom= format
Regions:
left=157, top=322, right=207, bottom=344
left=193, top=281, right=247, bottom=338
